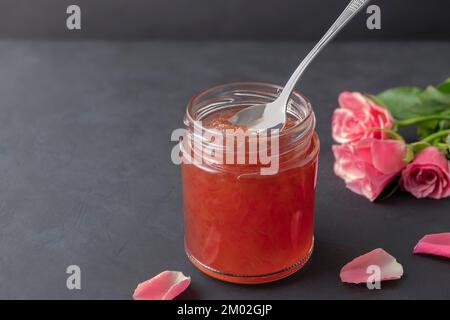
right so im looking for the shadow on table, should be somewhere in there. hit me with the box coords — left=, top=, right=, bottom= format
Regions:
left=177, top=238, right=354, bottom=299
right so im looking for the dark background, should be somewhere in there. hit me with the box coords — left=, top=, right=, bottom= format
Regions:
left=1, top=0, right=449, bottom=40
left=0, top=1, right=448, bottom=300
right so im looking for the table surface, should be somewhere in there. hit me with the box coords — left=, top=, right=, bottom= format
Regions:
left=0, top=40, right=448, bottom=300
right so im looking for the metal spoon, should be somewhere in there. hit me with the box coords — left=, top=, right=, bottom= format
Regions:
left=229, top=0, right=371, bottom=131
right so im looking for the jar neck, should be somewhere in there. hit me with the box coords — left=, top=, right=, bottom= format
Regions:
left=182, top=82, right=317, bottom=174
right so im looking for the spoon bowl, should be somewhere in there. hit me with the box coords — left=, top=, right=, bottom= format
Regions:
left=228, top=0, right=371, bottom=131
left=228, top=100, right=286, bottom=131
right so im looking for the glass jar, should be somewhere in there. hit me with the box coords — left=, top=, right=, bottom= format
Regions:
left=181, top=82, right=320, bottom=284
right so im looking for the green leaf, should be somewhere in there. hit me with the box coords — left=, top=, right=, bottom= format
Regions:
left=421, top=85, right=450, bottom=107
left=437, top=78, right=450, bottom=94
left=435, top=142, right=450, bottom=159
left=414, top=109, right=450, bottom=139
left=439, top=119, right=450, bottom=130
left=378, top=83, right=450, bottom=120
left=378, top=87, right=423, bottom=119
left=404, top=146, right=415, bottom=163
left=416, top=119, right=439, bottom=139
left=445, top=134, right=450, bottom=159
left=409, top=141, right=430, bottom=155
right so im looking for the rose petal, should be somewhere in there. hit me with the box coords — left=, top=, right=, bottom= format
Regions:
left=339, top=92, right=371, bottom=119
left=401, top=147, right=450, bottom=199
left=332, top=108, right=366, bottom=144
left=332, top=144, right=366, bottom=182
left=413, top=233, right=450, bottom=258
left=412, top=147, right=450, bottom=171
left=370, top=139, right=407, bottom=174
left=340, top=248, right=404, bottom=284
left=133, top=271, right=191, bottom=300
left=333, top=92, right=394, bottom=144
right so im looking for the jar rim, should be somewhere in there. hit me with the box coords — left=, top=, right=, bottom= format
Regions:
left=185, top=81, right=313, bottom=137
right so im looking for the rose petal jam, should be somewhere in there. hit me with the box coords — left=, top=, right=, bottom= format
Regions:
left=181, top=83, right=319, bottom=284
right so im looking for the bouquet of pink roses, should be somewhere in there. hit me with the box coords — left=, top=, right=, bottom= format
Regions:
left=332, top=78, right=450, bottom=201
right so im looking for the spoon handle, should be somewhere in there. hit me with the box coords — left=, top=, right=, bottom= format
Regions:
left=278, top=0, right=371, bottom=105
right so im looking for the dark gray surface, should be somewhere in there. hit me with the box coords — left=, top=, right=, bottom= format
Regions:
left=0, top=40, right=449, bottom=300
left=1, top=0, right=450, bottom=40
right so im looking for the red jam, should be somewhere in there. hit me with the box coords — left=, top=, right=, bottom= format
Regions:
left=182, top=83, right=319, bottom=284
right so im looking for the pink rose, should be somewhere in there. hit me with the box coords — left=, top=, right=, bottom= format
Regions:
left=332, top=92, right=394, bottom=144
left=401, top=147, right=450, bottom=199
left=333, top=138, right=407, bottom=201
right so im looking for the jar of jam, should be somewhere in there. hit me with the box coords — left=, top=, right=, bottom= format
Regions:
left=181, top=82, right=319, bottom=284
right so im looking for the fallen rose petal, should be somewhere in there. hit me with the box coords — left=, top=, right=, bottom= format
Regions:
left=413, top=233, right=450, bottom=258
left=133, top=271, right=191, bottom=300
left=340, top=248, right=404, bottom=284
